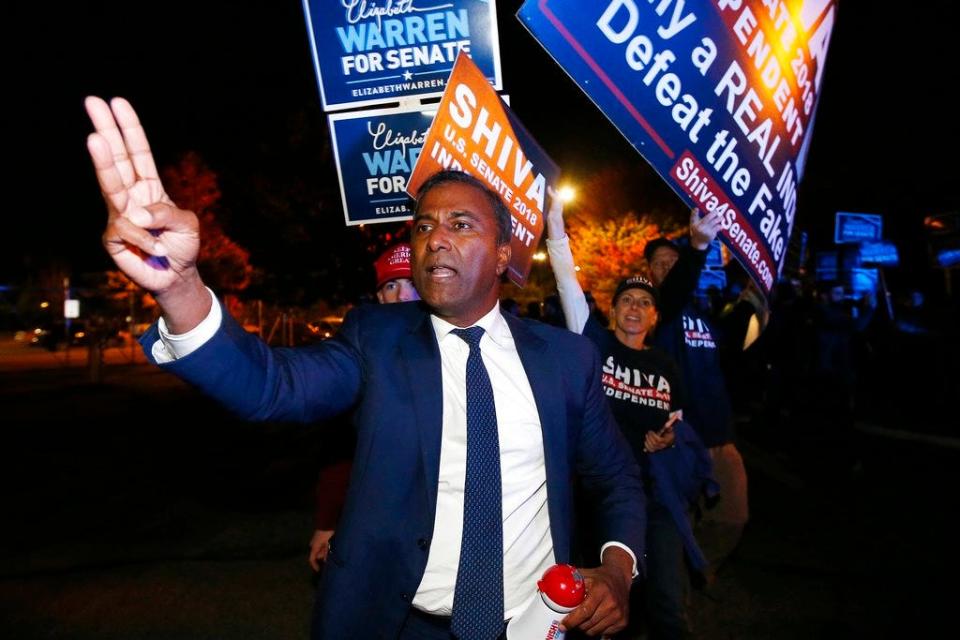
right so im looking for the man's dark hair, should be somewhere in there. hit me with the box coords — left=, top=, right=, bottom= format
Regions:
left=643, top=237, right=680, bottom=263
left=414, top=170, right=512, bottom=246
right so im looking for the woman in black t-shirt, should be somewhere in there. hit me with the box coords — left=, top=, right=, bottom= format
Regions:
left=546, top=191, right=700, bottom=640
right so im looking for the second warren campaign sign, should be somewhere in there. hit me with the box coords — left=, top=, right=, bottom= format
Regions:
left=407, top=53, right=559, bottom=287
left=329, top=105, right=433, bottom=225
left=519, top=0, right=836, bottom=296
left=303, top=0, right=503, bottom=110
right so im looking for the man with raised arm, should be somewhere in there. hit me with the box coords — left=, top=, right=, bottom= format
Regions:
left=85, top=96, right=646, bottom=640
left=643, top=219, right=749, bottom=585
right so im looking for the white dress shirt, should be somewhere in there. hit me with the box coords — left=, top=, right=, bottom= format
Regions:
left=413, top=304, right=554, bottom=618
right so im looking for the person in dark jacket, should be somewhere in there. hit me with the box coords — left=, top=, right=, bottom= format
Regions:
left=644, top=227, right=749, bottom=586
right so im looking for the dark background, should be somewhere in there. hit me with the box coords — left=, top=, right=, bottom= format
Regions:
left=2, top=4, right=959, bottom=637
left=5, top=1, right=958, bottom=296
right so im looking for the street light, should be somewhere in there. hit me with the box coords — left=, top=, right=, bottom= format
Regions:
left=558, top=185, right=576, bottom=203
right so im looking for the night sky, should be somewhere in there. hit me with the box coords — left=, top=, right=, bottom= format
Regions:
left=6, top=1, right=959, bottom=298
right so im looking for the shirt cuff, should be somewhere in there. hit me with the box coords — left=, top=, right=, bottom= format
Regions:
left=600, top=541, right=640, bottom=579
left=151, top=288, right=221, bottom=363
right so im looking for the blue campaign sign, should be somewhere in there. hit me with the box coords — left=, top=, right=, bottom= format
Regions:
left=937, top=248, right=960, bottom=268
left=328, top=104, right=434, bottom=225
left=518, top=0, right=836, bottom=297
left=814, top=250, right=836, bottom=282
left=835, top=212, right=883, bottom=244
left=815, top=250, right=837, bottom=271
left=858, top=240, right=899, bottom=267
left=930, top=233, right=960, bottom=268
left=848, top=268, right=878, bottom=297
left=697, top=268, right=726, bottom=293
left=303, top=0, right=502, bottom=110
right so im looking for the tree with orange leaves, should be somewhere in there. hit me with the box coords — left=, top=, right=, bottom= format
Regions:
left=554, top=164, right=686, bottom=311
left=564, top=213, right=681, bottom=313
left=162, top=151, right=252, bottom=293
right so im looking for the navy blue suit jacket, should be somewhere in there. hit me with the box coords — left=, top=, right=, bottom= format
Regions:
left=146, top=301, right=645, bottom=639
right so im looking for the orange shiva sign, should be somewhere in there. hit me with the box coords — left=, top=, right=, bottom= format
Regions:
left=407, top=52, right=559, bottom=286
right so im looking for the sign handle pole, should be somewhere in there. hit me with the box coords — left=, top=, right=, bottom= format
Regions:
left=878, top=267, right=894, bottom=321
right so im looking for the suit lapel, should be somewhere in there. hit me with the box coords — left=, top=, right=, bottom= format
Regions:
left=504, top=314, right=570, bottom=562
left=504, top=314, right=566, bottom=447
left=400, top=311, right=444, bottom=518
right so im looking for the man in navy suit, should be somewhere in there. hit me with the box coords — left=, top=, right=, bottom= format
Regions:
left=84, top=96, right=645, bottom=639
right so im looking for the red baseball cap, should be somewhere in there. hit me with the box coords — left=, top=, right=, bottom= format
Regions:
left=374, top=243, right=413, bottom=289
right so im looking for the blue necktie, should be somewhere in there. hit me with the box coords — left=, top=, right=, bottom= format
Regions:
left=449, top=326, right=504, bottom=640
